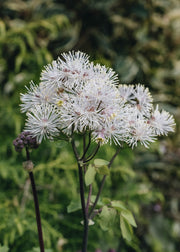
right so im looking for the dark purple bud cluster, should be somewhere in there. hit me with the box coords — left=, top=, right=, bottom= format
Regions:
left=13, top=131, right=39, bottom=152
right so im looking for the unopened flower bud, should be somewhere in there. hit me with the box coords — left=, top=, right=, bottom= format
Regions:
left=13, top=131, right=39, bottom=152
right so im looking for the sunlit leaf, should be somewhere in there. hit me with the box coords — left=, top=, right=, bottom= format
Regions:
left=0, top=245, right=9, bottom=252
left=111, top=200, right=128, bottom=211
left=94, top=159, right=109, bottom=167
left=121, top=210, right=137, bottom=227
left=85, top=164, right=96, bottom=186
left=67, top=199, right=81, bottom=213
left=120, top=215, right=133, bottom=241
left=96, top=165, right=110, bottom=175
left=99, top=206, right=117, bottom=231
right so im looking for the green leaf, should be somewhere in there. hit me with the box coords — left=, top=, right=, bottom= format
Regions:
left=99, top=206, right=117, bottom=231
left=67, top=198, right=81, bottom=213
left=85, top=164, right=96, bottom=186
left=111, top=200, right=128, bottom=211
left=121, top=210, right=137, bottom=227
left=97, top=165, right=110, bottom=175
left=102, top=197, right=111, bottom=205
left=94, top=159, right=109, bottom=167
left=0, top=245, right=9, bottom=252
left=120, top=215, right=133, bottom=241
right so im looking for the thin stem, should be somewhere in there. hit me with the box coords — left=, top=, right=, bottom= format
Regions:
left=29, top=172, right=45, bottom=252
left=80, top=132, right=91, bottom=161
left=89, top=148, right=120, bottom=219
left=71, top=137, right=80, bottom=161
left=25, top=148, right=45, bottom=252
left=71, top=139, right=89, bottom=252
left=89, top=175, right=106, bottom=219
left=78, top=163, right=89, bottom=252
left=83, top=133, right=86, bottom=154
left=25, top=147, right=30, bottom=161
left=108, top=148, right=121, bottom=168
left=86, top=184, right=92, bottom=215
left=83, top=142, right=100, bottom=163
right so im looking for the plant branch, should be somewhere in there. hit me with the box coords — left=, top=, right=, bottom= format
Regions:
left=89, top=148, right=120, bottom=219
left=71, top=138, right=89, bottom=252
left=29, top=171, right=45, bottom=252
left=25, top=148, right=45, bottom=252
left=86, top=184, right=92, bottom=215
left=89, top=175, right=106, bottom=219
left=80, top=132, right=91, bottom=161
left=71, top=137, right=80, bottom=161
left=83, top=142, right=100, bottom=163
left=78, top=163, right=89, bottom=252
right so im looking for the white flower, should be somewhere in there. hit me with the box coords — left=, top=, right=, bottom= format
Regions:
left=59, top=78, right=122, bottom=134
left=20, top=50, right=175, bottom=147
left=25, top=104, right=61, bottom=143
left=126, top=119, right=156, bottom=148
left=57, top=51, right=91, bottom=91
left=59, top=92, right=104, bottom=133
left=92, top=63, right=119, bottom=86
left=20, top=81, right=55, bottom=112
left=92, top=116, right=128, bottom=146
left=40, top=60, right=60, bottom=89
left=132, top=84, right=153, bottom=116
left=118, top=84, right=134, bottom=102
left=149, top=105, right=175, bottom=135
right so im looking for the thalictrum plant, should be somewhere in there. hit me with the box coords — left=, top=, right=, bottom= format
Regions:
left=15, top=51, right=175, bottom=252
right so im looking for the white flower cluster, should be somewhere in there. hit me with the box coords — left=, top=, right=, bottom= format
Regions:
left=21, top=51, right=175, bottom=147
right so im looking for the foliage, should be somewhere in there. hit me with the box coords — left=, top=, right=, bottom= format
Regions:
left=0, top=0, right=180, bottom=251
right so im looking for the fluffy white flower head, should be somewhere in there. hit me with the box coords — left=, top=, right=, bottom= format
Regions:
left=149, top=105, right=175, bottom=136
left=25, top=104, right=61, bottom=143
left=20, top=51, right=175, bottom=148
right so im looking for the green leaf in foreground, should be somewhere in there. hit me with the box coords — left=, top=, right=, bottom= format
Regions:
left=94, top=159, right=109, bottom=167
left=67, top=198, right=81, bottom=213
left=121, top=210, right=137, bottom=227
left=85, top=164, right=96, bottom=186
left=0, top=245, right=9, bottom=252
left=99, top=206, right=117, bottom=231
left=96, top=165, right=110, bottom=175
left=120, top=215, right=133, bottom=241
left=111, top=200, right=128, bottom=211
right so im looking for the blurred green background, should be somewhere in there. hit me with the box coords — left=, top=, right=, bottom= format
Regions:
left=0, top=0, right=180, bottom=251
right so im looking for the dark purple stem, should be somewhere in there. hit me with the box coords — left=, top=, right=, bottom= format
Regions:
left=25, top=148, right=45, bottom=252
left=83, top=142, right=100, bottom=163
left=80, top=132, right=91, bottom=161
left=71, top=139, right=89, bottom=252
left=89, top=148, right=120, bottom=219
left=86, top=184, right=92, bottom=215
